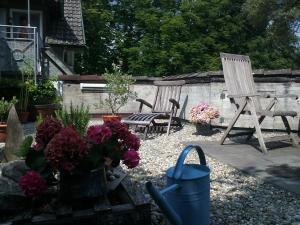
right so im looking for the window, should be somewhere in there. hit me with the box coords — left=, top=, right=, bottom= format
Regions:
left=63, top=50, right=75, bottom=69
left=10, top=9, right=43, bottom=39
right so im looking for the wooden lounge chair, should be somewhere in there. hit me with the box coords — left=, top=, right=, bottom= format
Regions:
left=122, top=80, right=185, bottom=139
left=220, top=53, right=299, bottom=153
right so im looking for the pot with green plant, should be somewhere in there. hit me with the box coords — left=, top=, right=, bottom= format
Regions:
left=0, top=97, right=18, bottom=142
left=28, top=78, right=60, bottom=119
left=101, top=64, right=136, bottom=122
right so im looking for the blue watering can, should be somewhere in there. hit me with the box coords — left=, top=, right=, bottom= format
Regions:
left=146, top=145, right=210, bottom=225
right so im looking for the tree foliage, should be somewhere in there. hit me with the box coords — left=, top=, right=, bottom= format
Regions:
left=76, top=0, right=300, bottom=76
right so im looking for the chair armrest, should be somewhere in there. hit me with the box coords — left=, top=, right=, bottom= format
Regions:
left=136, top=99, right=153, bottom=108
left=227, top=94, right=260, bottom=98
left=270, top=94, right=298, bottom=100
left=169, top=98, right=180, bottom=109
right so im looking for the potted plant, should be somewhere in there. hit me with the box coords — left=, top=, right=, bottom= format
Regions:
left=17, top=60, right=33, bottom=123
left=17, top=117, right=140, bottom=203
left=28, top=78, right=60, bottom=119
left=189, top=103, right=219, bottom=136
left=0, top=97, right=18, bottom=142
left=55, top=103, right=90, bottom=136
left=101, top=64, right=136, bottom=122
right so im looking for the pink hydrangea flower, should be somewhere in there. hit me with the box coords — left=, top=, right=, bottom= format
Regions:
left=123, top=150, right=140, bottom=168
left=19, top=171, right=47, bottom=197
left=189, top=103, right=219, bottom=124
left=87, top=125, right=113, bottom=144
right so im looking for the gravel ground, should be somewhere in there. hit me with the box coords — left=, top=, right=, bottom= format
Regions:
left=122, top=122, right=300, bottom=225
left=10, top=121, right=300, bottom=225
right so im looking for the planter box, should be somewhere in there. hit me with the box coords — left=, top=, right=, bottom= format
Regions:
left=7, top=173, right=151, bottom=225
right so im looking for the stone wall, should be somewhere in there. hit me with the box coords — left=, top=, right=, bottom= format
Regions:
left=59, top=70, right=300, bottom=131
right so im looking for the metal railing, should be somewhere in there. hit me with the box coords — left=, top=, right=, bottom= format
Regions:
left=0, top=24, right=42, bottom=83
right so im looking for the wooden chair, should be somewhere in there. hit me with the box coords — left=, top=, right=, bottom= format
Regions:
left=122, top=80, right=185, bottom=139
left=220, top=53, right=299, bottom=153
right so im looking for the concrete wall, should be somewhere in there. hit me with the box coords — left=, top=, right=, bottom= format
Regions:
left=59, top=70, right=300, bottom=131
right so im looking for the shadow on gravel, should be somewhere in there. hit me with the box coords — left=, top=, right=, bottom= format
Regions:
left=137, top=162, right=299, bottom=225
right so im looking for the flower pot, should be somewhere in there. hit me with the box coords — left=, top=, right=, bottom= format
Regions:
left=35, top=104, right=56, bottom=119
left=0, top=123, right=7, bottom=142
left=103, top=114, right=121, bottom=123
left=195, top=123, right=213, bottom=136
left=18, top=111, right=30, bottom=123
left=59, top=165, right=108, bottom=203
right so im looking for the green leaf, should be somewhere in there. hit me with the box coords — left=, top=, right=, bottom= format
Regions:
left=15, top=136, right=33, bottom=157
left=25, top=149, right=46, bottom=171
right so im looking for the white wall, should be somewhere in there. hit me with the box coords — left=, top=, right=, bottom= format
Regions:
left=61, top=80, right=300, bottom=131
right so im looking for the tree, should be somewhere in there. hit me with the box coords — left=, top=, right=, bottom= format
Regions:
left=242, top=0, right=300, bottom=69
left=75, top=0, right=115, bottom=74
left=76, top=0, right=300, bottom=76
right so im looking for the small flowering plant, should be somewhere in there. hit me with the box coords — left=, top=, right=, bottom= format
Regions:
left=17, top=117, right=140, bottom=197
left=189, top=103, right=219, bottom=124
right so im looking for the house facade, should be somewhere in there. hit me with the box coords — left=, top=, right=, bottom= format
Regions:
left=0, top=0, right=85, bottom=79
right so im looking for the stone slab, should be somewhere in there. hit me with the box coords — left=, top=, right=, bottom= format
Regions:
left=182, top=140, right=300, bottom=195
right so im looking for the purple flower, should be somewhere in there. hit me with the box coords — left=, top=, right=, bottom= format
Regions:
left=34, top=117, right=62, bottom=151
left=87, top=125, right=113, bottom=144
left=123, top=150, right=140, bottom=168
left=19, top=171, right=47, bottom=197
left=104, top=120, right=130, bottom=139
left=45, top=126, right=88, bottom=172
left=123, top=133, right=140, bottom=151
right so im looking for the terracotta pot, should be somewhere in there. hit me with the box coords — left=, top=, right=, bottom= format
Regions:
left=0, top=123, right=7, bottom=142
left=35, top=104, right=56, bottom=119
left=103, top=115, right=121, bottom=123
left=18, top=111, right=30, bottom=123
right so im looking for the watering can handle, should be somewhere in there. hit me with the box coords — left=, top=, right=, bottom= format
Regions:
left=173, top=145, right=206, bottom=180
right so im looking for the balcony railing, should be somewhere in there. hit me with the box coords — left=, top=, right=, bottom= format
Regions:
left=0, top=24, right=42, bottom=83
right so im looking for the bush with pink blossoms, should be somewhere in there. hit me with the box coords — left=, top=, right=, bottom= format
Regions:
left=189, top=103, right=219, bottom=124
left=19, top=171, right=47, bottom=197
left=18, top=117, right=141, bottom=197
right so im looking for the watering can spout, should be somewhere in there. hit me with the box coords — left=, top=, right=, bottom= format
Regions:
left=146, top=182, right=183, bottom=225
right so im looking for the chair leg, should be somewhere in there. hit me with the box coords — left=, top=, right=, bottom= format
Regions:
left=246, top=99, right=276, bottom=140
left=246, top=115, right=266, bottom=140
left=166, top=116, right=172, bottom=136
left=248, top=99, right=268, bottom=154
left=220, top=100, right=247, bottom=145
left=281, top=116, right=299, bottom=147
left=143, top=126, right=149, bottom=140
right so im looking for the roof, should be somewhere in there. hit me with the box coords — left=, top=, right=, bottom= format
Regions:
left=45, top=0, right=85, bottom=47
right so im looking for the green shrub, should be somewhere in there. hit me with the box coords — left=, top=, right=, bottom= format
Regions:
left=28, top=79, right=58, bottom=105
left=55, top=103, right=90, bottom=136
left=0, top=96, right=18, bottom=123
left=17, top=60, right=34, bottom=112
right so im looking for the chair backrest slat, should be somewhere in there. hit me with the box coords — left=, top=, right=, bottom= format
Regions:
left=220, top=53, right=261, bottom=111
left=152, top=80, right=185, bottom=113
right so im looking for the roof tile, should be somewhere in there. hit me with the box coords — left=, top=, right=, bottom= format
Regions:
left=46, top=0, right=85, bottom=47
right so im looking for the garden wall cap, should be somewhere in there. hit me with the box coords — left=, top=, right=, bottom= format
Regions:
left=59, top=69, right=300, bottom=84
